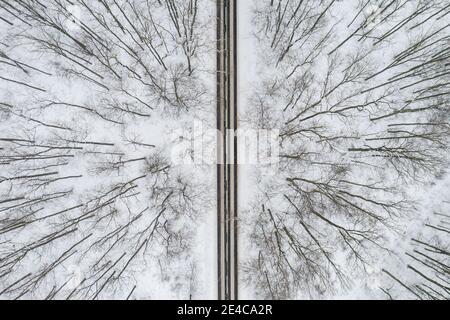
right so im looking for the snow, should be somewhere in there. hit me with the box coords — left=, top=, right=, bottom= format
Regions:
left=0, top=0, right=448, bottom=300
left=0, top=0, right=217, bottom=300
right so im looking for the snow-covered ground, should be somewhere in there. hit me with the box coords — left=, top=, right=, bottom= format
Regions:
left=0, top=0, right=448, bottom=300
left=238, top=0, right=450, bottom=300
left=0, top=0, right=217, bottom=300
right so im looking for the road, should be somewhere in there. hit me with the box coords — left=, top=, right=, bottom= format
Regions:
left=217, top=0, right=238, bottom=301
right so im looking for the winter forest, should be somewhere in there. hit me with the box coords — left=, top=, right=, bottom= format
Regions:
left=0, top=0, right=449, bottom=300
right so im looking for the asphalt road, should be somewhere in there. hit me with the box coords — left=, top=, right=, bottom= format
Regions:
left=217, top=0, right=238, bottom=301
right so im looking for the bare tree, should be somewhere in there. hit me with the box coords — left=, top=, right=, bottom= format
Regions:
left=0, top=0, right=213, bottom=299
left=381, top=203, right=450, bottom=300
left=244, top=0, right=450, bottom=299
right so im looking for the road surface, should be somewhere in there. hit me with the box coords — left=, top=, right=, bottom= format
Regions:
left=217, top=0, right=238, bottom=301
